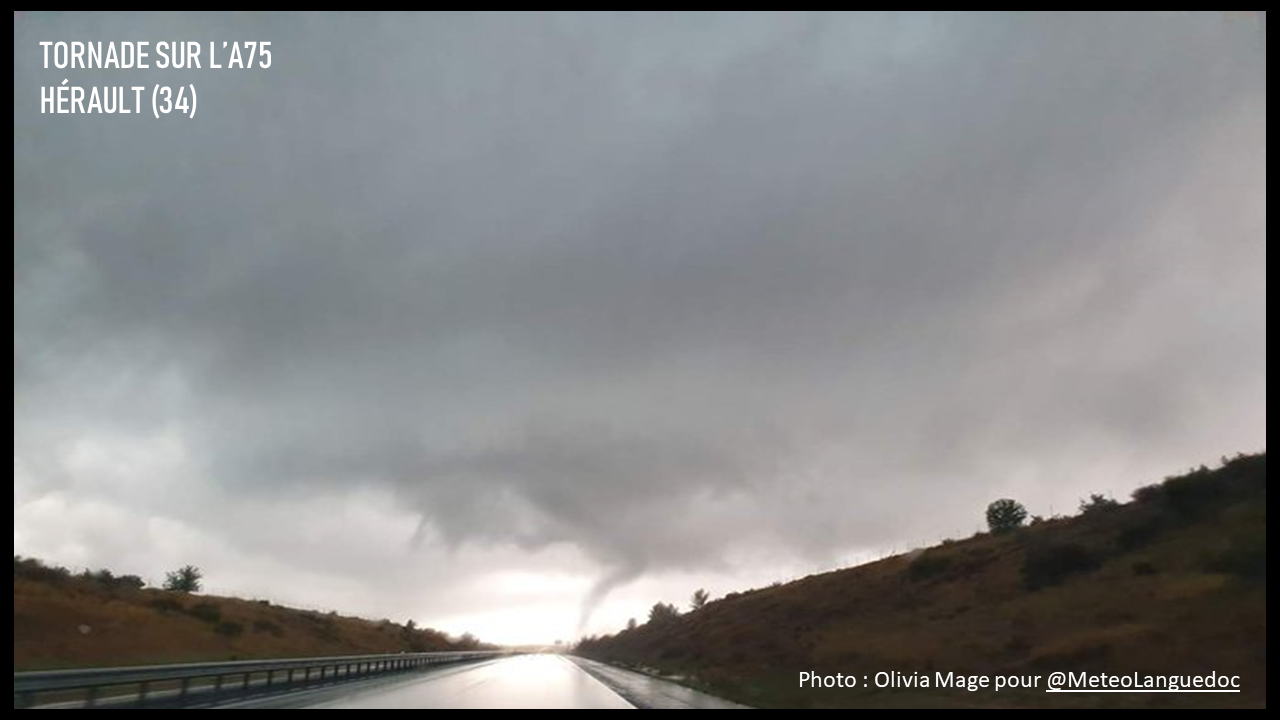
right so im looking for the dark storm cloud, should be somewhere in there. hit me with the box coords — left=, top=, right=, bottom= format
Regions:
left=15, top=12, right=1266, bottom=619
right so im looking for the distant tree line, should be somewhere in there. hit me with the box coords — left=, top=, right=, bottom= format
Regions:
left=15, top=556, right=145, bottom=591
left=15, top=556, right=210, bottom=594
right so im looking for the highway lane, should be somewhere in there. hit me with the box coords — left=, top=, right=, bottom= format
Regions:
left=568, top=657, right=748, bottom=709
left=306, top=654, right=634, bottom=709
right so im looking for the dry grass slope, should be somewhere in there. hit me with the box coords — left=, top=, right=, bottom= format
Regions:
left=577, top=453, right=1266, bottom=708
left=14, top=562, right=483, bottom=671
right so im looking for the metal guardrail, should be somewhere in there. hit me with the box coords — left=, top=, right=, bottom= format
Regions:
left=14, top=650, right=510, bottom=709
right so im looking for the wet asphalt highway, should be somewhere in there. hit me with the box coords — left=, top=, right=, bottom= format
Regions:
left=307, top=654, right=634, bottom=709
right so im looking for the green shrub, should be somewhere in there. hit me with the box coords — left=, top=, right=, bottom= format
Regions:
left=648, top=602, right=681, bottom=624
left=1131, top=484, right=1163, bottom=504
left=1206, top=529, right=1266, bottom=581
left=13, top=556, right=73, bottom=584
left=907, top=553, right=954, bottom=582
left=114, top=574, right=146, bottom=590
left=150, top=597, right=185, bottom=614
left=252, top=619, right=284, bottom=636
left=1022, top=543, right=1103, bottom=591
left=188, top=602, right=222, bottom=624
left=1161, top=466, right=1219, bottom=517
left=1116, top=514, right=1167, bottom=552
left=163, top=565, right=203, bottom=593
left=214, top=621, right=244, bottom=637
left=1078, top=494, right=1119, bottom=515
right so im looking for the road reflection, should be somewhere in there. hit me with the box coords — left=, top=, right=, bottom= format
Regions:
left=309, top=654, right=634, bottom=709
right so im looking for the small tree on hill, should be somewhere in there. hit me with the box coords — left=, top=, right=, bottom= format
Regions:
left=1078, top=493, right=1119, bottom=515
left=648, top=602, right=680, bottom=624
left=690, top=588, right=710, bottom=610
left=986, top=499, right=1028, bottom=534
left=116, top=574, right=146, bottom=590
left=163, top=565, right=203, bottom=593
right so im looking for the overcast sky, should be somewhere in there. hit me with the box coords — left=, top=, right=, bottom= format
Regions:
left=14, top=12, right=1266, bottom=645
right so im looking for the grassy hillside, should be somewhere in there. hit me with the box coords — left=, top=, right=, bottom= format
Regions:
left=14, top=560, right=484, bottom=671
left=577, top=453, right=1266, bottom=708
